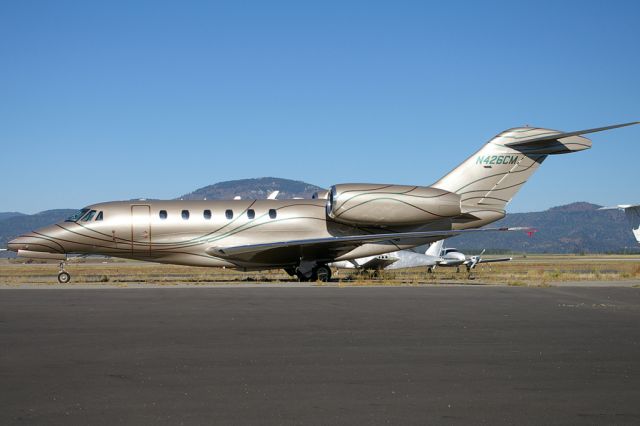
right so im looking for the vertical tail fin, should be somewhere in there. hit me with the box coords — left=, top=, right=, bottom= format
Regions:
left=600, top=205, right=640, bottom=244
left=432, top=122, right=637, bottom=217
left=623, top=207, right=640, bottom=244
left=426, top=239, right=444, bottom=257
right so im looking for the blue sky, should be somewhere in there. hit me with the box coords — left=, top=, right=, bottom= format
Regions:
left=2, top=0, right=639, bottom=213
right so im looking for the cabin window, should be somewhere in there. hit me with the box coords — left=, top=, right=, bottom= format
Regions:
left=82, top=210, right=97, bottom=221
left=247, top=209, right=255, bottom=219
left=203, top=209, right=212, bottom=220
left=159, top=210, right=167, bottom=219
left=269, top=209, right=277, bottom=219
left=181, top=210, right=190, bottom=220
left=95, top=211, right=103, bottom=221
left=225, top=209, right=233, bottom=219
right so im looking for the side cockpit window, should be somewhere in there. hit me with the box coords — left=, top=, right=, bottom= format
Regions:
left=95, top=211, right=103, bottom=221
left=65, top=208, right=90, bottom=222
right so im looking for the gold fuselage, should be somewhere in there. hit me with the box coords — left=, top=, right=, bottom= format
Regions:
left=9, top=122, right=633, bottom=270
left=9, top=198, right=500, bottom=270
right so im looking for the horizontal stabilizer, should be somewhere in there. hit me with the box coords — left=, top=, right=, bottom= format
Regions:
left=501, top=122, right=638, bottom=155
left=505, top=122, right=639, bottom=145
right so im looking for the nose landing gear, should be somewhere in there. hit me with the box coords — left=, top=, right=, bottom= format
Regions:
left=57, top=261, right=71, bottom=284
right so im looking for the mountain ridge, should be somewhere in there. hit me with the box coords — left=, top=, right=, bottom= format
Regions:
left=451, top=202, right=636, bottom=253
left=178, top=177, right=323, bottom=201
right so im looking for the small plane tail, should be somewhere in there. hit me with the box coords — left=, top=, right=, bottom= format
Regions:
left=432, top=122, right=638, bottom=216
left=425, top=239, right=444, bottom=257
left=600, top=204, right=640, bottom=244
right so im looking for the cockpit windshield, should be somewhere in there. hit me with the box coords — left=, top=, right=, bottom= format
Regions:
left=66, top=208, right=102, bottom=222
left=65, top=208, right=90, bottom=222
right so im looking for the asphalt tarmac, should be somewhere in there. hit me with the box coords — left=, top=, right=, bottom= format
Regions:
left=1, top=286, right=639, bottom=425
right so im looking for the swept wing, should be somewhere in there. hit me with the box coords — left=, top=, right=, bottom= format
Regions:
left=206, top=227, right=531, bottom=264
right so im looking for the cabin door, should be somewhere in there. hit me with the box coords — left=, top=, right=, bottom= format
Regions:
left=131, top=205, right=151, bottom=256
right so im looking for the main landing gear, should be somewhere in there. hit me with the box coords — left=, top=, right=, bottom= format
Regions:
left=465, top=265, right=476, bottom=280
left=294, top=262, right=332, bottom=282
left=315, top=265, right=332, bottom=282
left=57, top=261, right=71, bottom=284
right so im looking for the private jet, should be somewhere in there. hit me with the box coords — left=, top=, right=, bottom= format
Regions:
left=7, top=122, right=637, bottom=282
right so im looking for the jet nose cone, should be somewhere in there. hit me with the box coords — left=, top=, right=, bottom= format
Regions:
left=6, top=233, right=61, bottom=254
left=7, top=236, right=26, bottom=252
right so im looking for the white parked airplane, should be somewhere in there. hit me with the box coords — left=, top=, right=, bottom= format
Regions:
left=331, top=240, right=444, bottom=271
left=434, top=242, right=513, bottom=273
left=332, top=239, right=512, bottom=274
left=599, top=204, right=640, bottom=243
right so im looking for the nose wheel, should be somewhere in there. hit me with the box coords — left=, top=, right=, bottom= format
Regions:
left=57, top=261, right=71, bottom=284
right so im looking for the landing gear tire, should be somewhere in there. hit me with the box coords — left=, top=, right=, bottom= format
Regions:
left=427, top=267, right=433, bottom=274
left=57, top=271, right=71, bottom=284
left=296, top=264, right=331, bottom=282
left=315, top=265, right=332, bottom=282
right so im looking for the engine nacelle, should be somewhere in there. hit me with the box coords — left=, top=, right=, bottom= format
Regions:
left=312, top=190, right=330, bottom=200
left=326, top=184, right=461, bottom=226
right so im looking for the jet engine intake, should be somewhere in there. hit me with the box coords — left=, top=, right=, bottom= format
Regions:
left=326, top=184, right=461, bottom=226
